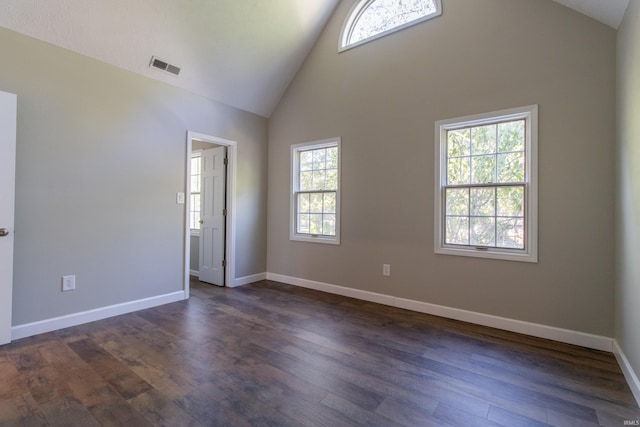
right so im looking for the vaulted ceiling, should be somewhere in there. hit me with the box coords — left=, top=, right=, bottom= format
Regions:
left=0, top=0, right=628, bottom=118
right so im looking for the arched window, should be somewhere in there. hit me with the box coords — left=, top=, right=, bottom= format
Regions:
left=340, top=0, right=442, bottom=51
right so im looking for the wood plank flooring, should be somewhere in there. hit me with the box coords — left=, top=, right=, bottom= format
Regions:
left=1, top=278, right=639, bottom=426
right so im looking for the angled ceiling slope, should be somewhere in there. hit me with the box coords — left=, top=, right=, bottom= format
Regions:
left=0, top=0, right=339, bottom=118
left=552, top=0, right=629, bottom=29
left=0, top=0, right=627, bottom=117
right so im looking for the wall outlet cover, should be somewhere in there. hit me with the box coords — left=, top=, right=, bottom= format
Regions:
left=62, top=275, right=76, bottom=292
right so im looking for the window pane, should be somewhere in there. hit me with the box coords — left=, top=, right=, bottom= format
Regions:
left=324, top=192, right=336, bottom=213
left=497, top=186, right=524, bottom=217
left=448, top=129, right=470, bottom=157
left=470, top=187, right=495, bottom=217
left=309, top=214, right=323, bottom=234
left=298, top=193, right=310, bottom=214
left=191, top=157, right=200, bottom=174
left=497, top=152, right=525, bottom=183
left=191, top=176, right=200, bottom=193
left=326, top=169, right=338, bottom=190
left=312, top=149, right=326, bottom=170
left=447, top=157, right=470, bottom=185
left=498, top=120, right=525, bottom=153
left=470, top=217, right=495, bottom=246
left=192, top=194, right=201, bottom=212
left=326, top=147, right=338, bottom=169
left=471, top=125, right=496, bottom=155
left=446, top=216, right=469, bottom=245
left=309, top=193, right=323, bottom=213
left=497, top=218, right=524, bottom=249
left=298, top=214, right=310, bottom=234
left=300, top=171, right=313, bottom=191
left=471, top=155, right=496, bottom=184
left=445, top=188, right=469, bottom=216
left=323, top=214, right=336, bottom=236
left=300, top=151, right=313, bottom=171
left=312, top=170, right=326, bottom=190
left=191, top=188, right=201, bottom=231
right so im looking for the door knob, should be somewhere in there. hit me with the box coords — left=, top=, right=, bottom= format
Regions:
left=199, top=219, right=204, bottom=224
left=0, top=228, right=9, bottom=237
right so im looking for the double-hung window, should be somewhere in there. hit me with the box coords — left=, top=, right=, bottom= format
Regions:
left=435, top=105, right=538, bottom=262
left=190, top=152, right=202, bottom=233
left=291, top=138, right=341, bottom=244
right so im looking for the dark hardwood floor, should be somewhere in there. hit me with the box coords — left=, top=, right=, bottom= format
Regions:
left=1, top=278, right=639, bottom=426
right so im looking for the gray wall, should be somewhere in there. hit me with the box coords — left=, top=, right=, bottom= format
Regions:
left=1, top=27, right=268, bottom=326
left=190, top=236, right=200, bottom=273
left=616, top=0, right=640, bottom=388
left=268, top=0, right=616, bottom=336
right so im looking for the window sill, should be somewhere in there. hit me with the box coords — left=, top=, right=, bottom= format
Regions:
left=290, top=235, right=340, bottom=245
left=435, top=246, right=537, bottom=263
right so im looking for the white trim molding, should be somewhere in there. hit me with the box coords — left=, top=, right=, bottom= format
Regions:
left=12, top=291, right=186, bottom=341
left=614, top=340, right=640, bottom=407
left=266, top=272, right=613, bottom=352
left=230, top=272, right=267, bottom=288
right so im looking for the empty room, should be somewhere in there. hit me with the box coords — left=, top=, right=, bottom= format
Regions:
left=1, top=0, right=640, bottom=425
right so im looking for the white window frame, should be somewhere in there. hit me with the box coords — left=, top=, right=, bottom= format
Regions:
left=339, top=0, right=442, bottom=52
left=434, top=105, right=538, bottom=262
left=290, top=138, right=341, bottom=245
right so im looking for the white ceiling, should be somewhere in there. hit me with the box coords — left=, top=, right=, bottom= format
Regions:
left=0, top=0, right=628, bottom=118
left=0, top=0, right=339, bottom=117
left=552, top=0, right=629, bottom=29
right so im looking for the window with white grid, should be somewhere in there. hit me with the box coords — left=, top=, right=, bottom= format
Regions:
left=435, top=106, right=538, bottom=262
left=291, top=138, right=341, bottom=244
left=190, top=152, right=201, bottom=232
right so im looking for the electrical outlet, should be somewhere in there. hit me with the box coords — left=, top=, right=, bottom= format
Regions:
left=383, top=264, right=391, bottom=277
left=62, top=275, right=76, bottom=292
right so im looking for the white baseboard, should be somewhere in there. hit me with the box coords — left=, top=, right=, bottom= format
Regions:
left=266, top=273, right=613, bottom=352
left=11, top=291, right=186, bottom=341
left=190, top=269, right=199, bottom=277
left=230, top=272, right=267, bottom=288
left=614, top=340, right=640, bottom=407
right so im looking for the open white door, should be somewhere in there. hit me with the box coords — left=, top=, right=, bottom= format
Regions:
left=198, top=146, right=226, bottom=286
left=0, top=91, right=17, bottom=345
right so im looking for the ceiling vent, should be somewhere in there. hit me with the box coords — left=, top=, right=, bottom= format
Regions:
left=149, top=56, right=181, bottom=76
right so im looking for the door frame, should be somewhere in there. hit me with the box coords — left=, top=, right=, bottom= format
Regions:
left=0, top=91, right=17, bottom=345
left=184, top=131, right=237, bottom=297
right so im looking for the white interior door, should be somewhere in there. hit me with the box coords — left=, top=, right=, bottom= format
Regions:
left=199, top=146, right=226, bottom=286
left=0, top=91, right=17, bottom=345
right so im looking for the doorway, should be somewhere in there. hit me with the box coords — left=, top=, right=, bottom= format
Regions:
left=0, top=91, right=17, bottom=345
left=184, top=132, right=237, bottom=297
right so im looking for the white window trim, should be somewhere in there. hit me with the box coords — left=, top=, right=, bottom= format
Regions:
left=434, top=105, right=538, bottom=263
left=290, top=137, right=341, bottom=245
left=339, top=0, right=442, bottom=52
